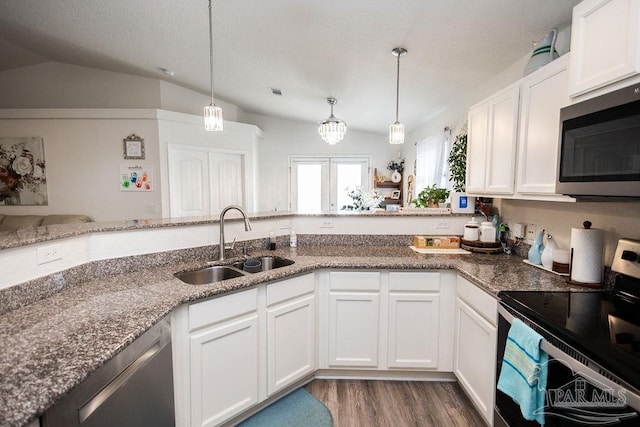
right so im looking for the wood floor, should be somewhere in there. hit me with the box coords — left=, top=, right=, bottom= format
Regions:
left=304, top=379, right=486, bottom=427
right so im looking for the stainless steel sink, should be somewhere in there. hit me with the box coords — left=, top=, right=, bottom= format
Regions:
left=175, top=265, right=247, bottom=285
left=232, top=256, right=295, bottom=273
left=174, top=256, right=295, bottom=284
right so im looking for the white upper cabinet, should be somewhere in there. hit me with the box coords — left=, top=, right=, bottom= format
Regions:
left=466, top=84, right=520, bottom=195
left=569, top=0, right=640, bottom=97
left=516, top=55, right=573, bottom=199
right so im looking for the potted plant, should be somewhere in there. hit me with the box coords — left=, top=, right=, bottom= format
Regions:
left=448, top=128, right=475, bottom=213
left=412, top=184, right=450, bottom=208
left=387, top=159, right=404, bottom=183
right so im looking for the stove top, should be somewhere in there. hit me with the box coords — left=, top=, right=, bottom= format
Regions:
left=499, top=238, right=640, bottom=393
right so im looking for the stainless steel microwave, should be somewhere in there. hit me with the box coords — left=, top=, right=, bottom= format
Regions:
left=556, top=83, right=640, bottom=198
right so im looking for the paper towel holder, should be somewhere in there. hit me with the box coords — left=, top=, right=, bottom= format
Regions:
left=565, top=220, right=604, bottom=289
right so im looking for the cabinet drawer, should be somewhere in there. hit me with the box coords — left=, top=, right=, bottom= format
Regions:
left=329, top=271, right=380, bottom=291
left=267, top=274, right=314, bottom=306
left=189, top=288, right=257, bottom=331
left=389, top=271, right=440, bottom=292
left=456, top=276, right=498, bottom=326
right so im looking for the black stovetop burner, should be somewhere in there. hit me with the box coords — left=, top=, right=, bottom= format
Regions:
left=499, top=238, right=640, bottom=393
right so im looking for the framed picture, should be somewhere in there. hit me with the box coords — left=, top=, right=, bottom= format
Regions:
left=123, top=134, right=145, bottom=159
left=391, top=189, right=401, bottom=200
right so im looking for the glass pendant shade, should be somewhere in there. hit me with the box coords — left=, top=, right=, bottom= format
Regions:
left=318, top=97, right=347, bottom=144
left=389, top=121, right=405, bottom=144
left=204, top=104, right=223, bottom=131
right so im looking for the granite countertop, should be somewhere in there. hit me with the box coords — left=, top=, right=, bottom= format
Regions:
left=0, top=245, right=581, bottom=427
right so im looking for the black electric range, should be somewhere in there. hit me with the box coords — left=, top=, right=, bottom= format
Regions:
left=499, top=239, right=640, bottom=394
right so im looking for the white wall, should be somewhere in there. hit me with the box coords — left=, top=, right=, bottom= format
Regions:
left=0, top=61, right=242, bottom=122
left=0, top=109, right=162, bottom=221
left=157, top=111, right=262, bottom=216
left=244, top=112, right=397, bottom=212
left=498, top=199, right=640, bottom=266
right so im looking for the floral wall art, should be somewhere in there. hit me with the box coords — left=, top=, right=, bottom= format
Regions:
left=0, top=137, right=48, bottom=205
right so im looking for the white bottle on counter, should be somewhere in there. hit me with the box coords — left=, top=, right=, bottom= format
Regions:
left=290, top=229, right=297, bottom=248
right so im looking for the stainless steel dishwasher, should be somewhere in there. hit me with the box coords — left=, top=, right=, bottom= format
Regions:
left=42, top=317, right=174, bottom=427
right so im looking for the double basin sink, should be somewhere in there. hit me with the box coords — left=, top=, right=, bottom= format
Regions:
left=175, top=256, right=294, bottom=285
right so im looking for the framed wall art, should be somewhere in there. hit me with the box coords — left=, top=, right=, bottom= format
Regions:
left=123, top=134, right=145, bottom=160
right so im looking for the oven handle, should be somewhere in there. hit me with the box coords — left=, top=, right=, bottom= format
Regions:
left=498, top=305, right=640, bottom=411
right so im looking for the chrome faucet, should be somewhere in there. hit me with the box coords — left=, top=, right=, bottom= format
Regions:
left=218, top=205, right=252, bottom=261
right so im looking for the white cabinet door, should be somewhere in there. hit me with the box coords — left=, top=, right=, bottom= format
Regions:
left=517, top=55, right=570, bottom=196
left=328, top=291, right=380, bottom=367
left=466, top=102, right=489, bottom=193
left=387, top=292, right=440, bottom=368
left=267, top=293, right=315, bottom=395
left=485, top=85, right=520, bottom=194
left=569, top=0, right=640, bottom=97
left=190, top=315, right=259, bottom=427
left=454, top=298, right=497, bottom=426
left=466, top=84, right=519, bottom=195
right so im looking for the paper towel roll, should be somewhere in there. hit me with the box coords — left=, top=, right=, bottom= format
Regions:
left=570, top=227, right=604, bottom=284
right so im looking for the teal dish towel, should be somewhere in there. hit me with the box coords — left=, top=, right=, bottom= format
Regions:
left=497, top=318, right=548, bottom=426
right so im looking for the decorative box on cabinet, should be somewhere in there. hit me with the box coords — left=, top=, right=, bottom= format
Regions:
left=569, top=0, right=640, bottom=97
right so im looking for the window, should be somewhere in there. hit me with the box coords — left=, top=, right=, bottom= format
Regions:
left=415, top=128, right=452, bottom=192
left=290, top=156, right=370, bottom=213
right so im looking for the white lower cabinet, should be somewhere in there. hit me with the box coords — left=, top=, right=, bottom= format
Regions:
left=327, top=271, right=381, bottom=367
left=172, top=274, right=315, bottom=427
left=454, top=276, right=498, bottom=426
left=190, top=314, right=259, bottom=426
left=266, top=274, right=316, bottom=395
left=322, top=270, right=455, bottom=371
left=172, top=270, right=496, bottom=426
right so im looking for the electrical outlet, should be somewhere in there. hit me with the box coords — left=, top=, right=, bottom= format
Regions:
left=511, top=222, right=525, bottom=239
left=37, top=244, right=62, bottom=264
left=525, top=224, right=537, bottom=243
left=320, top=220, right=333, bottom=228
left=436, top=220, right=450, bottom=229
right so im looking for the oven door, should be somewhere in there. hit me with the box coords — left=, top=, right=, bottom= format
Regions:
left=496, top=305, right=640, bottom=426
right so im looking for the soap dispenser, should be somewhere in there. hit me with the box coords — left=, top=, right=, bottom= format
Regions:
left=527, top=229, right=545, bottom=265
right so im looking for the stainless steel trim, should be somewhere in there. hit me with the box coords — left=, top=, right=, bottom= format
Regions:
left=498, top=305, right=640, bottom=411
left=78, top=340, right=162, bottom=423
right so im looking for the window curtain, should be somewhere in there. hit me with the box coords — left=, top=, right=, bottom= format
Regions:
left=415, top=127, right=452, bottom=192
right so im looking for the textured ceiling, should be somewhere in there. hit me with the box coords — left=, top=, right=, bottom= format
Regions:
left=0, top=0, right=580, bottom=134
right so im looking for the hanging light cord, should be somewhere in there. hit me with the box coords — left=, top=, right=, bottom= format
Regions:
left=208, top=0, right=215, bottom=105
left=395, top=52, right=400, bottom=123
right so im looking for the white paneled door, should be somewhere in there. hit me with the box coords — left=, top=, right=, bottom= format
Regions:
left=169, top=144, right=244, bottom=217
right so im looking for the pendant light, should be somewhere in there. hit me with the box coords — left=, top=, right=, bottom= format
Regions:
left=318, top=97, right=347, bottom=145
left=389, top=47, right=407, bottom=144
left=204, top=0, right=223, bottom=131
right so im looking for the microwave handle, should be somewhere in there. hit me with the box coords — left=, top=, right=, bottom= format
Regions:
left=498, top=305, right=640, bottom=411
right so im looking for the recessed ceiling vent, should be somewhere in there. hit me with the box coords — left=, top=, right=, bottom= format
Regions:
left=270, top=87, right=283, bottom=96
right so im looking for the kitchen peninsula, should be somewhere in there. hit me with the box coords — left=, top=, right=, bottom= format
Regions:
left=0, top=213, right=581, bottom=427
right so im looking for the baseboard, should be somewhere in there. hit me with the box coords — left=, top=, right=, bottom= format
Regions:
left=313, top=369, right=456, bottom=382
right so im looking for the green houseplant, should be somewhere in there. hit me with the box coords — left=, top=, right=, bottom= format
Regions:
left=412, top=184, right=450, bottom=208
left=448, top=131, right=467, bottom=192
left=447, top=128, right=475, bottom=213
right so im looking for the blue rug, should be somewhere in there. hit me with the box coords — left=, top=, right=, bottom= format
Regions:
left=238, top=388, right=333, bottom=427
